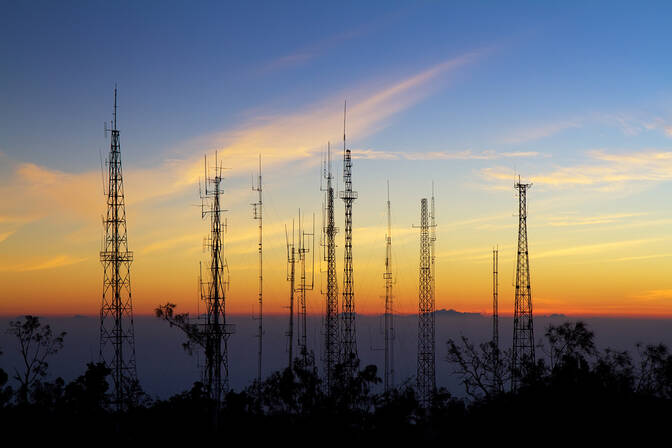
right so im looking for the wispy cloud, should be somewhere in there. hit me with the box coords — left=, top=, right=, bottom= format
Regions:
left=546, top=212, right=647, bottom=227
left=351, top=149, right=542, bottom=160
left=499, top=118, right=582, bottom=144
left=481, top=149, right=672, bottom=191
left=535, top=238, right=660, bottom=259
left=0, top=255, right=88, bottom=272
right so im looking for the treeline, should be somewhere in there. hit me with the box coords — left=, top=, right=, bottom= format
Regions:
left=1, top=317, right=671, bottom=439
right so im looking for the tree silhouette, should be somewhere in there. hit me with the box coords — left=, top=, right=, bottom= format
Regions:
left=446, top=337, right=510, bottom=399
left=7, top=315, right=66, bottom=403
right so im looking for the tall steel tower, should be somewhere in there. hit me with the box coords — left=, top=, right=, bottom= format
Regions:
left=512, top=178, right=534, bottom=390
left=251, top=155, right=263, bottom=390
left=297, top=212, right=315, bottom=366
left=99, top=87, right=138, bottom=412
left=339, top=103, right=359, bottom=377
left=492, top=247, right=499, bottom=350
left=285, top=220, right=297, bottom=370
left=199, top=153, right=234, bottom=409
left=416, top=198, right=435, bottom=408
left=321, top=143, right=339, bottom=392
left=383, top=181, right=395, bottom=392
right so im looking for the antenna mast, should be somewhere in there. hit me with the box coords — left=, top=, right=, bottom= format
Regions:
left=251, top=155, right=263, bottom=392
left=99, top=86, right=139, bottom=412
left=297, top=212, right=315, bottom=366
left=199, top=152, right=234, bottom=421
left=383, top=181, right=395, bottom=392
left=285, top=220, right=297, bottom=370
left=492, top=247, right=499, bottom=350
left=415, top=196, right=436, bottom=408
left=339, top=101, right=359, bottom=377
left=321, top=142, right=339, bottom=392
left=512, top=177, right=534, bottom=390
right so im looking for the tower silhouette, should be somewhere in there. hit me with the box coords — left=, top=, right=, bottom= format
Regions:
left=512, top=178, right=534, bottom=390
left=199, top=153, right=234, bottom=415
left=99, top=87, right=138, bottom=412
left=383, top=181, right=395, bottom=392
left=416, top=197, right=435, bottom=408
left=321, top=143, right=339, bottom=392
left=251, top=155, right=263, bottom=395
left=339, top=103, right=359, bottom=376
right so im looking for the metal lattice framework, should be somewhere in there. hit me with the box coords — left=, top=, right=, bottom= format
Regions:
left=199, top=153, right=234, bottom=407
left=321, top=143, right=339, bottom=392
left=297, top=212, right=315, bottom=366
left=339, top=110, right=359, bottom=376
left=416, top=198, right=435, bottom=408
left=285, top=220, right=297, bottom=370
left=512, top=179, right=534, bottom=390
left=383, top=182, right=395, bottom=392
left=251, top=155, right=263, bottom=393
left=99, top=87, right=138, bottom=412
left=493, top=248, right=499, bottom=350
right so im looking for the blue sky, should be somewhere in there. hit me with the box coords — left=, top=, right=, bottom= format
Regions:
left=3, top=1, right=672, bottom=317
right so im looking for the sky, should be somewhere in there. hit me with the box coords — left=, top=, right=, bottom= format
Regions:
left=2, top=1, right=672, bottom=317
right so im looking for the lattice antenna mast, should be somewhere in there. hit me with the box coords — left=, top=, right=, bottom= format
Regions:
left=251, top=155, right=263, bottom=391
left=383, top=181, right=395, bottom=392
left=321, top=142, right=339, bottom=392
left=99, top=86, right=138, bottom=412
left=414, top=197, right=435, bottom=408
left=339, top=101, right=359, bottom=377
left=492, top=247, right=499, bottom=350
left=199, top=152, right=234, bottom=410
left=512, top=177, right=534, bottom=390
left=297, top=212, right=315, bottom=366
left=285, top=220, right=297, bottom=370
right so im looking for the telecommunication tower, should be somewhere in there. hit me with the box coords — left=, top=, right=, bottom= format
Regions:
left=383, top=181, right=395, bottom=392
left=321, top=143, right=339, bottom=392
left=199, top=152, right=234, bottom=410
left=251, top=155, right=263, bottom=391
left=492, top=247, right=499, bottom=350
left=297, top=212, right=315, bottom=366
left=285, top=220, right=297, bottom=370
left=415, top=197, right=436, bottom=408
left=339, top=102, right=359, bottom=377
left=99, top=87, right=138, bottom=412
left=512, top=178, right=534, bottom=390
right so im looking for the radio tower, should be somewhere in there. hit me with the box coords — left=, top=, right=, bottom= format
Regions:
left=321, top=142, right=339, bottom=392
left=492, top=247, right=499, bottom=350
left=285, top=220, right=297, bottom=370
left=415, top=198, right=435, bottom=408
left=297, top=212, right=315, bottom=366
left=99, top=87, right=138, bottom=412
left=492, top=246, right=502, bottom=393
left=199, top=152, right=234, bottom=414
left=512, top=177, right=534, bottom=390
left=340, top=102, right=359, bottom=377
left=383, top=181, right=395, bottom=392
left=251, top=155, right=263, bottom=392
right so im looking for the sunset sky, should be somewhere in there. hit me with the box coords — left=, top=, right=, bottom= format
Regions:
left=2, top=1, right=672, bottom=317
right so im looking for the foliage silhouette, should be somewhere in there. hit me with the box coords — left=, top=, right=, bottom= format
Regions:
left=7, top=315, right=66, bottom=403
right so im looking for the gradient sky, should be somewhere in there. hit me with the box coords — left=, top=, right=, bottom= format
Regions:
left=2, top=1, right=672, bottom=317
